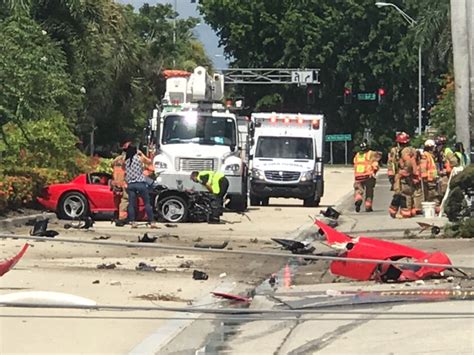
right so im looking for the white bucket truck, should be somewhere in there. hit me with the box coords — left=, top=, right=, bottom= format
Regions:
left=150, top=66, right=248, bottom=222
left=249, top=112, right=325, bottom=207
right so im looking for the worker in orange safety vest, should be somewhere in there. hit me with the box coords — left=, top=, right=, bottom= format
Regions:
left=419, top=139, right=440, bottom=211
left=111, top=142, right=130, bottom=225
left=353, top=141, right=379, bottom=212
left=388, top=132, right=419, bottom=218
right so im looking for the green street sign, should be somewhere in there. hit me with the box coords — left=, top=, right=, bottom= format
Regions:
left=357, top=92, right=376, bottom=101
left=326, top=134, right=352, bottom=142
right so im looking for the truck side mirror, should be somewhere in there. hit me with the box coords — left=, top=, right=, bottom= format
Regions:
left=230, top=144, right=236, bottom=152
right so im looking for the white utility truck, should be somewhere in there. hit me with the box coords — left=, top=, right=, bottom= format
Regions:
left=249, top=112, right=325, bottom=207
left=150, top=66, right=248, bottom=222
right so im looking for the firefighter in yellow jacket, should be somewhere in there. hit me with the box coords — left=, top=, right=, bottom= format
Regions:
left=353, top=141, right=379, bottom=212
left=419, top=139, right=440, bottom=210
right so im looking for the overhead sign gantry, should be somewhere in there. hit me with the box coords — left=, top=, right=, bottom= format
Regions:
left=220, top=68, right=320, bottom=85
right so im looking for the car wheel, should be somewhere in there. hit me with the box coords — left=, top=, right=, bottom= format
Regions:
left=303, top=195, right=320, bottom=207
left=58, top=192, right=89, bottom=220
left=158, top=195, right=188, bottom=223
left=250, top=193, right=260, bottom=206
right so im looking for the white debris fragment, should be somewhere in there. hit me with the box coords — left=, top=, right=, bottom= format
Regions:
left=219, top=273, right=227, bottom=278
left=415, top=280, right=425, bottom=286
left=446, top=276, right=454, bottom=283
left=110, top=280, right=121, bottom=286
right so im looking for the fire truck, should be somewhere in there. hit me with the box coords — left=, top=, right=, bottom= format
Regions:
left=249, top=112, right=325, bottom=207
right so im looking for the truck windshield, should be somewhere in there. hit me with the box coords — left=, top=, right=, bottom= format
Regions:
left=256, top=136, right=314, bottom=159
left=162, top=114, right=236, bottom=146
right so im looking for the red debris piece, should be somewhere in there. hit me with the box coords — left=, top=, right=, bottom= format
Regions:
left=0, top=244, right=29, bottom=277
left=211, top=292, right=251, bottom=303
left=315, top=220, right=452, bottom=282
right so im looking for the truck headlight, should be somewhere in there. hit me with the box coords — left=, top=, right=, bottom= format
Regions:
left=251, top=168, right=265, bottom=180
left=154, top=161, right=168, bottom=170
left=224, top=163, right=240, bottom=174
left=300, top=170, right=314, bottom=182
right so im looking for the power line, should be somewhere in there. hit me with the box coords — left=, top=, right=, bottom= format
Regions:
left=1, top=233, right=472, bottom=271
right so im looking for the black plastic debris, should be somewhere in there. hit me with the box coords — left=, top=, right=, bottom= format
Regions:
left=269, top=274, right=277, bottom=287
left=136, top=262, right=157, bottom=272
left=92, top=280, right=100, bottom=284
left=193, top=270, right=209, bottom=280
left=30, top=218, right=59, bottom=238
left=138, top=233, right=157, bottom=243
left=272, top=238, right=315, bottom=254
left=164, top=223, right=178, bottom=228
left=97, top=263, right=116, bottom=270
left=92, top=235, right=111, bottom=240
left=320, top=207, right=341, bottom=220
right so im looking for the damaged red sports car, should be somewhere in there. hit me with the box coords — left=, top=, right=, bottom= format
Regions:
left=37, top=173, right=122, bottom=219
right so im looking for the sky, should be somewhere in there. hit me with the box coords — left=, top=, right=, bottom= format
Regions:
left=117, top=0, right=229, bottom=68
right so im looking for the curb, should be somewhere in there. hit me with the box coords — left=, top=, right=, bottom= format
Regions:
left=0, top=212, right=57, bottom=230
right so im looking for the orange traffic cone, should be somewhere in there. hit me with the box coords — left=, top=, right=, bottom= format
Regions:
left=283, top=264, right=291, bottom=288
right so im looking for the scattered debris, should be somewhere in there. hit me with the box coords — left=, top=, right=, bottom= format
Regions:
left=192, top=270, right=208, bottom=280
left=417, top=222, right=441, bottom=236
left=176, top=255, right=184, bottom=259
left=179, top=261, right=193, bottom=268
left=135, top=293, right=190, bottom=302
left=193, top=237, right=203, bottom=243
left=136, top=262, right=157, bottom=272
left=30, top=219, right=58, bottom=238
left=92, top=280, right=100, bottom=284
left=212, top=292, right=251, bottom=303
left=320, top=207, right=341, bottom=220
left=0, top=244, right=29, bottom=277
left=250, top=238, right=258, bottom=244
left=96, top=263, right=117, bottom=270
left=274, top=208, right=282, bottom=211
left=92, top=235, right=111, bottom=240
left=64, top=217, right=94, bottom=230
left=447, top=276, right=454, bottom=283
left=194, top=241, right=229, bottom=249
left=272, top=238, right=315, bottom=254
left=269, top=274, right=277, bottom=287
left=415, top=280, right=425, bottom=286
left=219, top=272, right=227, bottom=278
left=110, top=281, right=121, bottom=286
left=138, top=233, right=157, bottom=243
left=159, top=233, right=179, bottom=239
left=164, top=223, right=178, bottom=228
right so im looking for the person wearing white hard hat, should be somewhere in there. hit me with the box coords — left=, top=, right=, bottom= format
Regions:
left=419, top=139, right=440, bottom=212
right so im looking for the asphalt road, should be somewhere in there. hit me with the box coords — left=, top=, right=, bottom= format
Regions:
left=0, top=166, right=354, bottom=354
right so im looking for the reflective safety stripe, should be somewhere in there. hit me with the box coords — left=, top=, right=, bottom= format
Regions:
left=455, top=152, right=466, bottom=167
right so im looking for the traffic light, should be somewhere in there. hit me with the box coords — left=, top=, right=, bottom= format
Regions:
left=378, top=88, right=386, bottom=104
left=307, top=86, right=315, bottom=105
left=343, top=87, right=352, bottom=104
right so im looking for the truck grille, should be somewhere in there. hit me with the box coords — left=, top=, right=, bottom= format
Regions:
left=179, top=158, right=215, bottom=171
left=264, top=170, right=300, bottom=182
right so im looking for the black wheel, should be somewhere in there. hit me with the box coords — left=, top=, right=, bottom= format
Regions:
left=158, top=195, right=188, bottom=223
left=58, top=192, right=89, bottom=220
left=261, top=197, right=269, bottom=206
left=303, top=195, right=320, bottom=207
left=250, top=193, right=260, bottom=206
left=227, top=194, right=248, bottom=212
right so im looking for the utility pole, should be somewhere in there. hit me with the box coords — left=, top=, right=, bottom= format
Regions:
left=173, top=0, right=177, bottom=68
left=450, top=0, right=471, bottom=153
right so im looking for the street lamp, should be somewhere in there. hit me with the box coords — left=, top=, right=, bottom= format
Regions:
left=375, top=2, right=423, bottom=135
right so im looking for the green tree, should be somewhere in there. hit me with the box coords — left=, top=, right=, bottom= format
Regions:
left=199, top=0, right=450, bottom=152
left=0, top=16, right=75, bottom=137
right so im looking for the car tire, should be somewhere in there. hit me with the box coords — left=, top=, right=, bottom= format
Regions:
left=58, top=192, right=89, bottom=220
left=250, top=193, right=260, bottom=206
left=158, top=195, right=188, bottom=223
left=303, top=195, right=320, bottom=207
left=227, top=194, right=248, bottom=212
left=261, top=197, right=269, bottom=206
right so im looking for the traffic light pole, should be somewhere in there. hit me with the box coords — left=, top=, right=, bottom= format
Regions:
left=418, top=45, right=422, bottom=134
